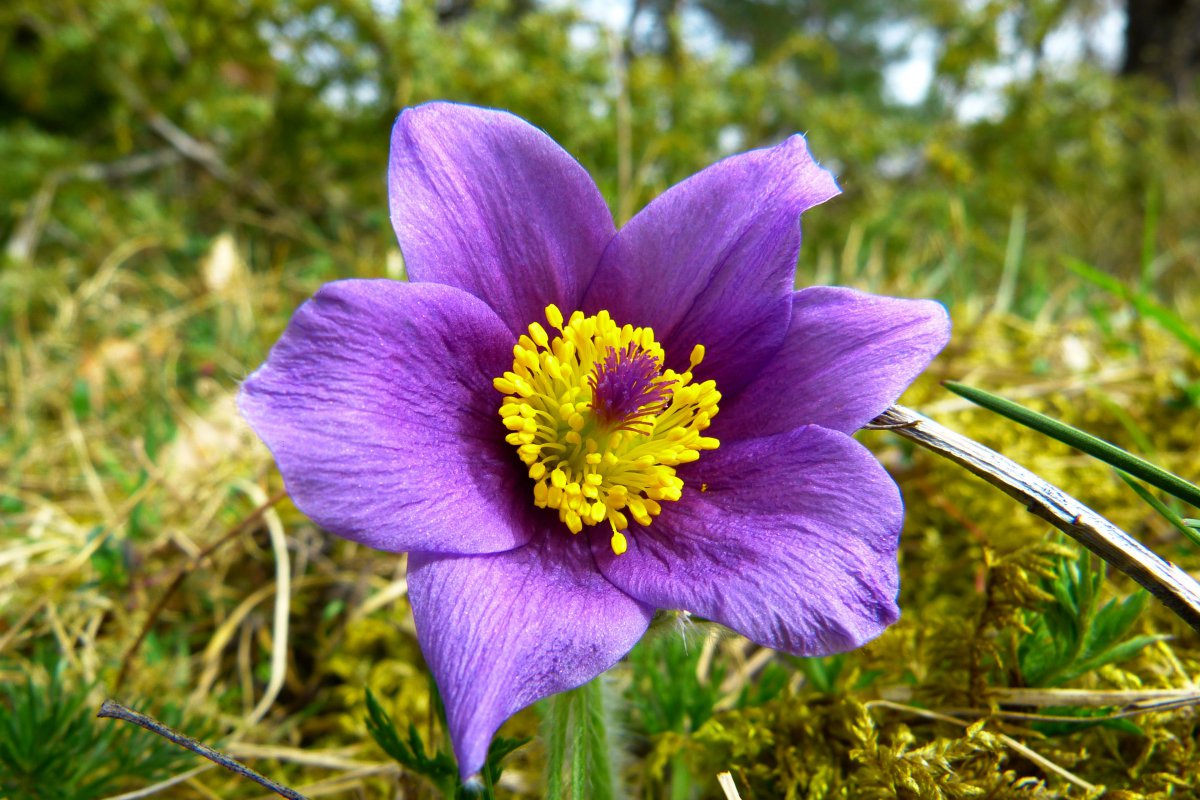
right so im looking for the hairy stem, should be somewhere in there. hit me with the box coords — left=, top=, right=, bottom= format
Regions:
left=544, top=678, right=618, bottom=800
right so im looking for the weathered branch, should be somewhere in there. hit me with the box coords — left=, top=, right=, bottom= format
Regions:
left=97, top=700, right=308, bottom=800
left=872, top=404, right=1200, bottom=633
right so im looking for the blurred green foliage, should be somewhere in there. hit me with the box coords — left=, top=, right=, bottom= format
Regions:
left=2, top=0, right=1197, bottom=315
left=3, top=1, right=1200, bottom=797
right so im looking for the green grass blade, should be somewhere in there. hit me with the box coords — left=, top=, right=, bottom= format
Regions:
left=944, top=381, right=1200, bottom=510
left=1115, top=471, right=1200, bottom=548
left=1065, top=257, right=1200, bottom=355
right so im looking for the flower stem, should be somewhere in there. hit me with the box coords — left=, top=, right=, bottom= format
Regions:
left=669, top=751, right=693, bottom=800
left=544, top=678, right=618, bottom=800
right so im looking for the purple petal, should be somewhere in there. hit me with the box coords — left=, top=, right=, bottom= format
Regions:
left=583, top=135, right=839, bottom=395
left=408, top=532, right=653, bottom=779
left=239, top=280, right=533, bottom=555
left=592, top=425, right=902, bottom=655
left=718, top=287, right=951, bottom=440
left=389, top=102, right=615, bottom=334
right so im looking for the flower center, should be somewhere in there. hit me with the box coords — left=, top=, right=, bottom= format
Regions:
left=493, top=305, right=720, bottom=555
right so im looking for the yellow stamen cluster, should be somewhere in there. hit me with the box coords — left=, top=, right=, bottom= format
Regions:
left=494, top=305, right=720, bottom=555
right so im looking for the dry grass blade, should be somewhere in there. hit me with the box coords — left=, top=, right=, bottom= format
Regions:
left=717, top=771, right=743, bottom=800
left=99, top=766, right=214, bottom=800
left=114, top=488, right=288, bottom=693
left=989, top=687, right=1200, bottom=717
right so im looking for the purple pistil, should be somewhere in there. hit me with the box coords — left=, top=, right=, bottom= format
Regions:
left=588, top=344, right=673, bottom=432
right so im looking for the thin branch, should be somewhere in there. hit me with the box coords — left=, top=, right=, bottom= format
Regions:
left=115, top=488, right=288, bottom=693
left=874, top=405, right=1200, bottom=633
left=96, top=701, right=309, bottom=800
left=4, top=151, right=183, bottom=263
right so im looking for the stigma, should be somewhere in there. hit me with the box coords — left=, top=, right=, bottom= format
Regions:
left=493, top=305, right=720, bottom=555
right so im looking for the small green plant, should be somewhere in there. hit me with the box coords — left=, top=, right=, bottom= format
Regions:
left=364, top=688, right=527, bottom=799
left=1017, top=550, right=1162, bottom=688
left=623, top=626, right=725, bottom=738
left=0, top=658, right=194, bottom=800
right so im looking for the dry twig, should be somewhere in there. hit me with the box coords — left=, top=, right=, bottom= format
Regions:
left=97, top=701, right=308, bottom=800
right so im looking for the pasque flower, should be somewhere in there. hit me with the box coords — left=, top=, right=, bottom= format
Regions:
left=239, top=102, right=950, bottom=779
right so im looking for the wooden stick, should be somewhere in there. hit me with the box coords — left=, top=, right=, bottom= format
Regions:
left=97, top=701, right=308, bottom=800
left=871, top=404, right=1200, bottom=633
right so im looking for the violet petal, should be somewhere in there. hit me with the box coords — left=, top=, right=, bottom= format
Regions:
left=389, top=102, right=615, bottom=334
left=718, top=287, right=951, bottom=440
left=583, top=135, right=839, bottom=395
left=239, top=279, right=533, bottom=555
left=592, top=425, right=902, bottom=655
left=408, top=532, right=654, bottom=779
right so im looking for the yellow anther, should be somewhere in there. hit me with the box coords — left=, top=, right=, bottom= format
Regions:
left=528, top=322, right=550, bottom=348
left=493, top=305, right=721, bottom=555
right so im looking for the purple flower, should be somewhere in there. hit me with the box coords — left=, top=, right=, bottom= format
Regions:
left=239, top=102, right=950, bottom=779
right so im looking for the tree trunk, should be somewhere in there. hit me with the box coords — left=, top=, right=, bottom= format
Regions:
left=1122, top=0, right=1200, bottom=100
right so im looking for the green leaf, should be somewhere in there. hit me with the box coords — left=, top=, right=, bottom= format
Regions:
left=1056, top=634, right=1165, bottom=686
left=944, top=381, right=1200, bottom=511
left=791, top=654, right=846, bottom=694
left=363, top=688, right=458, bottom=794
left=1017, top=547, right=1159, bottom=687
left=479, top=735, right=531, bottom=794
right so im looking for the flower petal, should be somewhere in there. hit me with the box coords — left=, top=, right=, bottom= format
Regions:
left=584, top=135, right=839, bottom=394
left=718, top=287, right=951, bottom=440
left=592, top=425, right=902, bottom=655
left=239, top=279, right=531, bottom=555
left=389, top=102, right=616, bottom=333
left=408, top=533, right=653, bottom=779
